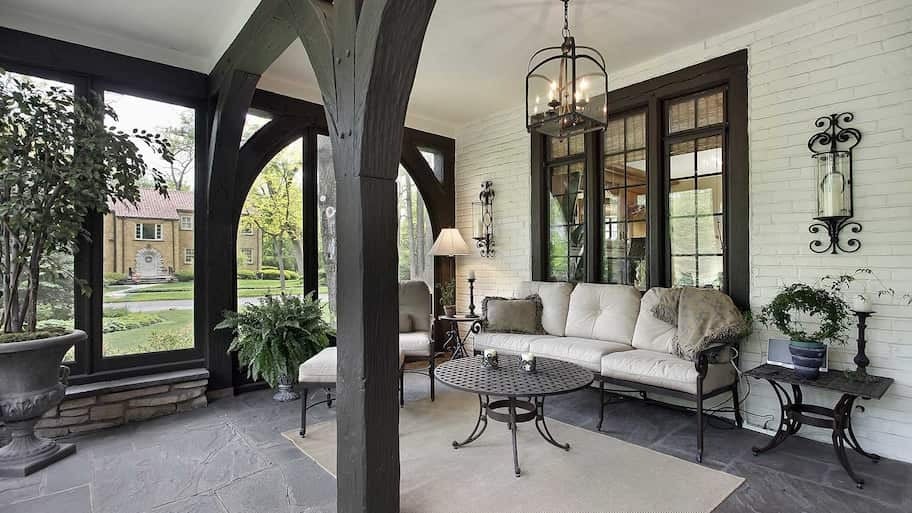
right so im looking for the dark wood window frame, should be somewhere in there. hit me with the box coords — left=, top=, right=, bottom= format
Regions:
left=532, top=50, right=749, bottom=307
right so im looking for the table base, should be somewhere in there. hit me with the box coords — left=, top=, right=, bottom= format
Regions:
left=751, top=380, right=880, bottom=489
left=452, top=395, right=570, bottom=477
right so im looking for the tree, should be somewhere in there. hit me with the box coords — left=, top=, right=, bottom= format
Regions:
left=158, top=110, right=195, bottom=191
left=316, top=136, right=337, bottom=318
left=0, top=71, right=170, bottom=333
left=241, top=151, right=303, bottom=293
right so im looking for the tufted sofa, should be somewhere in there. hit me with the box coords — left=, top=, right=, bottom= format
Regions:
left=472, top=281, right=742, bottom=462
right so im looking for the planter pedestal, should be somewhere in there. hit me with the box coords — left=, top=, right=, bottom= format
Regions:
left=0, top=418, right=75, bottom=477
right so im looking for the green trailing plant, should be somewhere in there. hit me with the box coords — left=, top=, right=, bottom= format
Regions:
left=0, top=70, right=172, bottom=337
left=822, top=268, right=912, bottom=305
left=759, top=283, right=851, bottom=345
left=438, top=279, right=456, bottom=306
left=216, top=293, right=334, bottom=388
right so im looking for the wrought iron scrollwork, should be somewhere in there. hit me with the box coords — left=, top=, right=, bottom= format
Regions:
left=808, top=113, right=861, bottom=154
left=809, top=218, right=862, bottom=254
left=473, top=181, right=495, bottom=257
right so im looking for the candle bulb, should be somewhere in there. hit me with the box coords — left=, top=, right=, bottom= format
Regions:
left=468, top=270, right=476, bottom=281
left=521, top=352, right=536, bottom=373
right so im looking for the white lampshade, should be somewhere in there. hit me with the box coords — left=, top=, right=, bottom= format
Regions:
left=429, top=228, right=470, bottom=256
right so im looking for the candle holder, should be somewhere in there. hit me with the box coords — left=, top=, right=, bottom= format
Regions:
left=846, top=310, right=877, bottom=382
left=521, top=353, right=537, bottom=373
left=482, top=349, right=499, bottom=369
left=808, top=113, right=862, bottom=255
left=472, top=181, right=495, bottom=258
left=466, top=275, right=478, bottom=318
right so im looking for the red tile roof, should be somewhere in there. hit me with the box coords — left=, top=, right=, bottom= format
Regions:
left=110, top=189, right=194, bottom=220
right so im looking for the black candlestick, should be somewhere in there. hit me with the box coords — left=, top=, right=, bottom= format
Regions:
left=467, top=278, right=478, bottom=318
left=853, top=310, right=873, bottom=376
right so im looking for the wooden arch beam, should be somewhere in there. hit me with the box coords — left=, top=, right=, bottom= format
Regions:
left=285, top=1, right=436, bottom=511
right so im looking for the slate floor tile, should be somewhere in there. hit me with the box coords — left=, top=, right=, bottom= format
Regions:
left=1, top=485, right=91, bottom=513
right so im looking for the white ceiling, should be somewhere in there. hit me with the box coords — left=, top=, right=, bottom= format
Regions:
left=0, top=0, right=810, bottom=135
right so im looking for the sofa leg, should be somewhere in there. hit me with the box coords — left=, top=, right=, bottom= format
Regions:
left=326, top=389, right=333, bottom=409
left=299, top=387, right=309, bottom=438
left=400, top=366, right=405, bottom=407
left=732, top=380, right=743, bottom=428
left=696, top=382, right=704, bottom=463
left=597, top=380, right=605, bottom=431
left=429, top=355, right=436, bottom=402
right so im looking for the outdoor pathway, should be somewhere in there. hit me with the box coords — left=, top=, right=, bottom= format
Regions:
left=1, top=374, right=909, bottom=513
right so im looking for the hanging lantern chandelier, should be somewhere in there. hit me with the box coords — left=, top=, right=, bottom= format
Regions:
left=526, top=0, right=608, bottom=137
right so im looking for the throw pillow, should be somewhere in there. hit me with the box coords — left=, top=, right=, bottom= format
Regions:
left=399, top=313, right=413, bottom=333
left=482, top=295, right=544, bottom=334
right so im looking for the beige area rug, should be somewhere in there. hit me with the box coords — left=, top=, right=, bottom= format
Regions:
left=282, top=388, right=743, bottom=513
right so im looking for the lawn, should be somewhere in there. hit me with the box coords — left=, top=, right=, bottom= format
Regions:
left=103, top=308, right=193, bottom=356
left=104, top=279, right=327, bottom=303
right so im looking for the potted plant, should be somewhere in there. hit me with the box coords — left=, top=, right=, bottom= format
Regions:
left=217, top=293, right=334, bottom=401
left=826, top=268, right=912, bottom=313
left=438, top=280, right=457, bottom=317
left=759, top=283, right=852, bottom=379
left=0, top=71, right=171, bottom=475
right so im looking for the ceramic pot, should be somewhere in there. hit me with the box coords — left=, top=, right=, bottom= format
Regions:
left=788, top=340, right=826, bottom=380
left=444, top=305, right=457, bottom=317
left=0, top=330, right=83, bottom=476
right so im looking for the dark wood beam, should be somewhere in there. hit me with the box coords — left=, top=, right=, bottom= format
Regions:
left=209, top=0, right=298, bottom=95
left=287, top=1, right=436, bottom=511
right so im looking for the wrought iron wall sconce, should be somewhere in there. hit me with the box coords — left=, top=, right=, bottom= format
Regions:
left=808, top=113, right=862, bottom=254
left=472, top=181, right=495, bottom=257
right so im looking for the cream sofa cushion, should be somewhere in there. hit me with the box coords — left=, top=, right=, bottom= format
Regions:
left=600, top=349, right=736, bottom=395
left=298, top=347, right=338, bottom=383
left=529, top=336, right=631, bottom=372
left=399, top=280, right=431, bottom=332
left=399, top=331, right=432, bottom=356
left=564, top=284, right=640, bottom=344
left=473, top=332, right=555, bottom=355
left=631, top=288, right=676, bottom=354
left=515, top=281, right=574, bottom=336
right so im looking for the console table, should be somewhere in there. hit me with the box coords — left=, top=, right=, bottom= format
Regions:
left=746, top=364, right=893, bottom=488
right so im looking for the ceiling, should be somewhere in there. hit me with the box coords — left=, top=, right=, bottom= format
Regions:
left=0, top=0, right=811, bottom=135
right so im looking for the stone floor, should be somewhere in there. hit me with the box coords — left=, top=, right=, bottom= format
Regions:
left=1, top=374, right=910, bottom=513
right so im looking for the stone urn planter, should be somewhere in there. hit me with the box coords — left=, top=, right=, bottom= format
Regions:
left=0, top=329, right=83, bottom=477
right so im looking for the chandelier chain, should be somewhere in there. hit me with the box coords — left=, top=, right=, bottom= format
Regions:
left=562, top=0, right=571, bottom=38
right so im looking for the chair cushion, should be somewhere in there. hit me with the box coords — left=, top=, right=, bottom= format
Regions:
left=631, top=288, right=676, bottom=354
left=399, top=313, right=413, bottom=333
left=515, top=281, right=574, bottom=336
left=472, top=332, right=555, bottom=355
left=399, top=331, right=432, bottom=356
left=482, top=295, right=543, bottom=334
left=529, top=336, right=631, bottom=372
left=599, top=349, right=736, bottom=395
left=400, top=281, right=431, bottom=332
left=564, top=284, right=641, bottom=344
left=298, top=347, right=337, bottom=383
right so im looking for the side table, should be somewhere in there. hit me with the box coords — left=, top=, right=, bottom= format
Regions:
left=746, top=364, right=893, bottom=488
left=437, top=315, right=477, bottom=359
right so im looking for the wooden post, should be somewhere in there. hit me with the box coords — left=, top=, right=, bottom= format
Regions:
left=285, top=1, right=435, bottom=511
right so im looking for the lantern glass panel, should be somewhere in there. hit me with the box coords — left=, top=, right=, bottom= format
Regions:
left=528, top=50, right=607, bottom=137
left=815, top=151, right=852, bottom=218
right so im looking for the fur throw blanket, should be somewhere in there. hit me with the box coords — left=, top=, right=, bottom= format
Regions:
left=652, top=287, right=746, bottom=361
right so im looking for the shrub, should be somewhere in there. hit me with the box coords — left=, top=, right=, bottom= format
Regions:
left=103, top=307, right=129, bottom=318
left=237, top=269, right=257, bottom=280
left=101, top=311, right=164, bottom=333
left=257, top=268, right=300, bottom=280
left=175, top=271, right=194, bottom=282
left=105, top=327, right=192, bottom=356
left=104, top=272, right=128, bottom=285
left=36, top=302, right=72, bottom=322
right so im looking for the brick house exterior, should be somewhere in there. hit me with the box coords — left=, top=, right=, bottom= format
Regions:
left=104, top=189, right=262, bottom=280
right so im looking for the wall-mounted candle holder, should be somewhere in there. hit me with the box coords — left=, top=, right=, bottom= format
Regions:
left=472, top=181, right=495, bottom=258
left=808, top=113, right=862, bottom=254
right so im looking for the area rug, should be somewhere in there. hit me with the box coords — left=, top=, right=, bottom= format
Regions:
left=282, top=388, right=743, bottom=513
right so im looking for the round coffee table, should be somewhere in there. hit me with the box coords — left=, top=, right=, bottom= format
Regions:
left=435, top=354, right=593, bottom=477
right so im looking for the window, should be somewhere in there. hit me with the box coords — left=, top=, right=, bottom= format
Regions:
left=546, top=134, right=587, bottom=282
left=531, top=52, right=748, bottom=306
left=603, top=111, right=648, bottom=289
left=103, top=91, right=196, bottom=357
left=397, top=165, right=434, bottom=286
left=135, top=223, right=163, bottom=240
left=317, top=134, right=337, bottom=326
left=240, top=248, right=254, bottom=265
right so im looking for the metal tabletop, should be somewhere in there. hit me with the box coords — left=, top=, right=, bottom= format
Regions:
left=435, top=355, right=593, bottom=397
left=745, top=363, right=893, bottom=399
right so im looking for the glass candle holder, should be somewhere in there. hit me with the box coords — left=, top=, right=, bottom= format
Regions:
left=521, top=353, right=537, bottom=373
left=482, top=349, right=499, bottom=369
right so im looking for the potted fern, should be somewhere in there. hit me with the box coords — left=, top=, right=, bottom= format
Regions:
left=217, top=293, right=334, bottom=401
left=438, top=280, right=457, bottom=317
left=0, top=70, right=170, bottom=475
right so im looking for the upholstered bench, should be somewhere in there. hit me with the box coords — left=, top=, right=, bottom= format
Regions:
left=298, top=347, right=406, bottom=437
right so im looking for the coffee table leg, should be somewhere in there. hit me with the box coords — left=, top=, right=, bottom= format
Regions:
left=534, top=396, right=570, bottom=451
left=509, top=399, right=520, bottom=477
left=453, top=395, right=488, bottom=449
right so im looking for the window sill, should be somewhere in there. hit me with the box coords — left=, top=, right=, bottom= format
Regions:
left=65, top=368, right=209, bottom=400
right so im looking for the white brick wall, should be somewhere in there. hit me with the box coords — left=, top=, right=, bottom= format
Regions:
left=453, top=0, right=912, bottom=462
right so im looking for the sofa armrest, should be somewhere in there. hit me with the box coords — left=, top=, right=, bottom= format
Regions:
left=694, top=343, right=736, bottom=377
left=469, top=319, right=485, bottom=335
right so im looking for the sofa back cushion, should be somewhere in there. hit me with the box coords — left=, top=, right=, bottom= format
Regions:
left=563, top=284, right=640, bottom=344
left=399, top=280, right=431, bottom=332
left=514, top=281, right=575, bottom=336
left=631, top=288, right=676, bottom=354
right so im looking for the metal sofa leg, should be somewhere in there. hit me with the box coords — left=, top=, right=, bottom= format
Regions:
left=597, top=379, right=605, bottom=431
left=732, top=380, right=743, bottom=428
left=400, top=365, right=405, bottom=407
left=299, top=387, right=309, bottom=437
left=429, top=355, right=436, bottom=402
left=696, top=381, right=704, bottom=463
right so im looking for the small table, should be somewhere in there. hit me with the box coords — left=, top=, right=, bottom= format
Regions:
left=435, top=355, right=593, bottom=477
left=437, top=315, right=477, bottom=359
left=746, top=364, right=894, bottom=488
